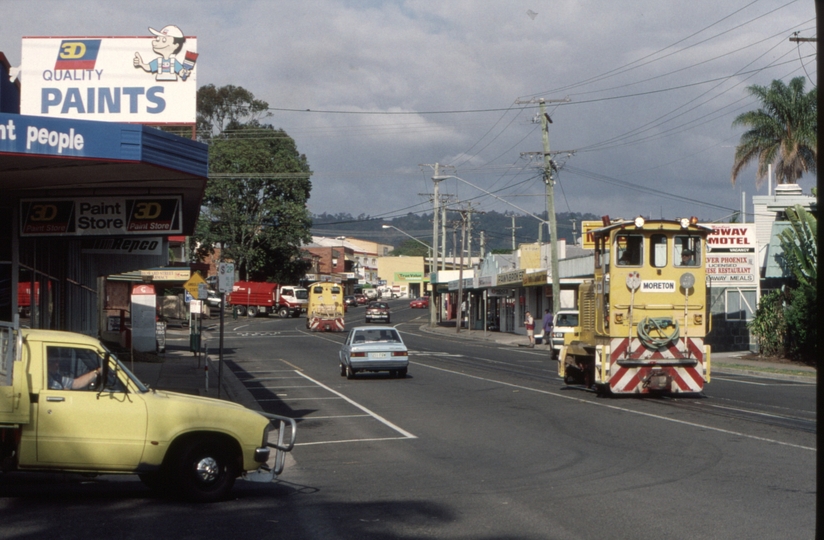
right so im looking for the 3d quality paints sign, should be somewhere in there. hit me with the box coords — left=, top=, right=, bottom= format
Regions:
left=703, top=223, right=757, bottom=284
left=21, top=26, right=197, bottom=123
left=20, top=196, right=182, bottom=237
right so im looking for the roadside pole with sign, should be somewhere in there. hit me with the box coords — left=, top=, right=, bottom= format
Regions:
left=183, top=273, right=208, bottom=361
left=217, top=263, right=236, bottom=398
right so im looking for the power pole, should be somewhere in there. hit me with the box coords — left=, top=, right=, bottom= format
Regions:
left=540, top=98, right=561, bottom=316
left=516, top=96, right=570, bottom=315
left=441, top=198, right=449, bottom=271
left=423, top=162, right=445, bottom=327
left=507, top=216, right=520, bottom=251
left=454, top=205, right=484, bottom=334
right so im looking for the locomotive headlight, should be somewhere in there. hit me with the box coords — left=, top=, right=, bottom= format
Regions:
left=680, top=272, right=696, bottom=289
left=693, top=314, right=703, bottom=325
left=680, top=217, right=690, bottom=229
left=614, top=313, right=624, bottom=324
left=634, top=216, right=645, bottom=228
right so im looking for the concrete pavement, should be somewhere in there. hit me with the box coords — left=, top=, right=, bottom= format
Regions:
left=125, top=321, right=815, bottom=409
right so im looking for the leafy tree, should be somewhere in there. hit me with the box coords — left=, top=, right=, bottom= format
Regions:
left=196, top=84, right=269, bottom=138
left=731, top=77, right=817, bottom=188
left=193, top=85, right=313, bottom=283
left=777, top=204, right=817, bottom=288
left=749, top=204, right=817, bottom=363
left=748, top=289, right=786, bottom=357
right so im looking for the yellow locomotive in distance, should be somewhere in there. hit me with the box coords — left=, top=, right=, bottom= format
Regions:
left=560, top=216, right=712, bottom=395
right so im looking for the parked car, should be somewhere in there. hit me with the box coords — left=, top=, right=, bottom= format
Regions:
left=339, top=326, right=409, bottom=378
left=365, top=301, right=391, bottom=323
left=409, top=297, right=429, bottom=309
left=344, top=295, right=358, bottom=308
left=354, top=293, right=368, bottom=305
left=205, top=290, right=222, bottom=309
left=551, top=309, right=579, bottom=359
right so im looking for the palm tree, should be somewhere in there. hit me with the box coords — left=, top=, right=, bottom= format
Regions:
left=730, top=77, right=817, bottom=188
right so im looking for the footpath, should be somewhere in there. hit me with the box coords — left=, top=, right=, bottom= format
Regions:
left=127, top=322, right=815, bottom=407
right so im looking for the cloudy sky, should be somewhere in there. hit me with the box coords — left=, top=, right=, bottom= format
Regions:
left=1, top=1, right=817, bottom=238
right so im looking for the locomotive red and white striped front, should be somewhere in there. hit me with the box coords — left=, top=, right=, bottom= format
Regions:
left=309, top=316, right=345, bottom=332
left=605, top=337, right=708, bottom=394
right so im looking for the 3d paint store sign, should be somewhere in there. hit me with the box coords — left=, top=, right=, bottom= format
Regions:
left=21, top=29, right=197, bottom=123
left=20, top=196, right=182, bottom=237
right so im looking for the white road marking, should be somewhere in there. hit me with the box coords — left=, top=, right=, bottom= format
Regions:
left=412, top=362, right=815, bottom=452
left=296, top=436, right=414, bottom=447
left=296, top=371, right=417, bottom=439
left=711, top=375, right=815, bottom=386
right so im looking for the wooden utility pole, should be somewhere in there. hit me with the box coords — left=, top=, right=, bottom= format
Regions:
left=516, top=97, right=570, bottom=315
left=540, top=98, right=561, bottom=316
left=422, top=162, right=444, bottom=327
left=507, top=216, right=520, bottom=250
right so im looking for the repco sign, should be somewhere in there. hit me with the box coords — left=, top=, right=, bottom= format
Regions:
left=20, top=196, right=182, bottom=237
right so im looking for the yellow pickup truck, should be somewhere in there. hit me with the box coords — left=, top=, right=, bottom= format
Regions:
left=0, top=323, right=296, bottom=502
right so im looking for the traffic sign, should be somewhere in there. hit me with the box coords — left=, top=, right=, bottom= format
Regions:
left=184, top=273, right=207, bottom=299
left=218, top=263, right=235, bottom=293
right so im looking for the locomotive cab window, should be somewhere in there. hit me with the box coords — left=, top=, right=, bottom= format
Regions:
left=675, top=236, right=701, bottom=267
left=615, top=234, right=643, bottom=266
left=650, top=234, right=667, bottom=268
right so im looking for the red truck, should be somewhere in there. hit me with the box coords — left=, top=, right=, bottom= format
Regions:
left=227, top=281, right=308, bottom=318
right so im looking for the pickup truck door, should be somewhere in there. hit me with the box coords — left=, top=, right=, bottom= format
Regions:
left=35, top=345, right=148, bottom=470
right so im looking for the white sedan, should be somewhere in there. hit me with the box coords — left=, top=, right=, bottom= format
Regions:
left=339, top=326, right=409, bottom=379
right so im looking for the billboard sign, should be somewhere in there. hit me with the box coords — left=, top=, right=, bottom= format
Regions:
left=21, top=27, right=197, bottom=123
left=703, top=223, right=757, bottom=284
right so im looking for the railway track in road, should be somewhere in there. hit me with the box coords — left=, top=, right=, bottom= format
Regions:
left=399, top=330, right=817, bottom=438
left=219, top=315, right=816, bottom=443
left=646, top=393, right=817, bottom=435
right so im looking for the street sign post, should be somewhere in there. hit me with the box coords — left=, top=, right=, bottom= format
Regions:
left=216, top=262, right=235, bottom=398
left=183, top=273, right=207, bottom=299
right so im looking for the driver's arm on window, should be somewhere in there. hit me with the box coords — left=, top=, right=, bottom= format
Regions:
left=72, top=367, right=101, bottom=390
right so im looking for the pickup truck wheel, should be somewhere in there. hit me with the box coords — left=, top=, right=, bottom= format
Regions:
left=247, top=306, right=258, bottom=317
left=278, top=307, right=290, bottom=318
left=172, top=438, right=239, bottom=503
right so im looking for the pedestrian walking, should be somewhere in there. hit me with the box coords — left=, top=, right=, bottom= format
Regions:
left=542, top=309, right=553, bottom=349
left=524, top=311, right=535, bottom=347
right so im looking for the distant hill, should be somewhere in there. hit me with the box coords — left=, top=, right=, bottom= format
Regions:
left=311, top=210, right=600, bottom=253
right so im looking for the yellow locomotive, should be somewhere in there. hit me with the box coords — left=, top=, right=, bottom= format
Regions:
left=560, top=217, right=712, bottom=395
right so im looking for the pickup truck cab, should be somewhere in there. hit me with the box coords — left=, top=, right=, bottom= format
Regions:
left=0, top=324, right=296, bottom=502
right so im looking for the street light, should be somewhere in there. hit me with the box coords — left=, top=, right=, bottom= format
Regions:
left=381, top=224, right=432, bottom=260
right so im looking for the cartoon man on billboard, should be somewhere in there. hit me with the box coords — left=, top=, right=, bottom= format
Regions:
left=134, top=25, right=197, bottom=81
